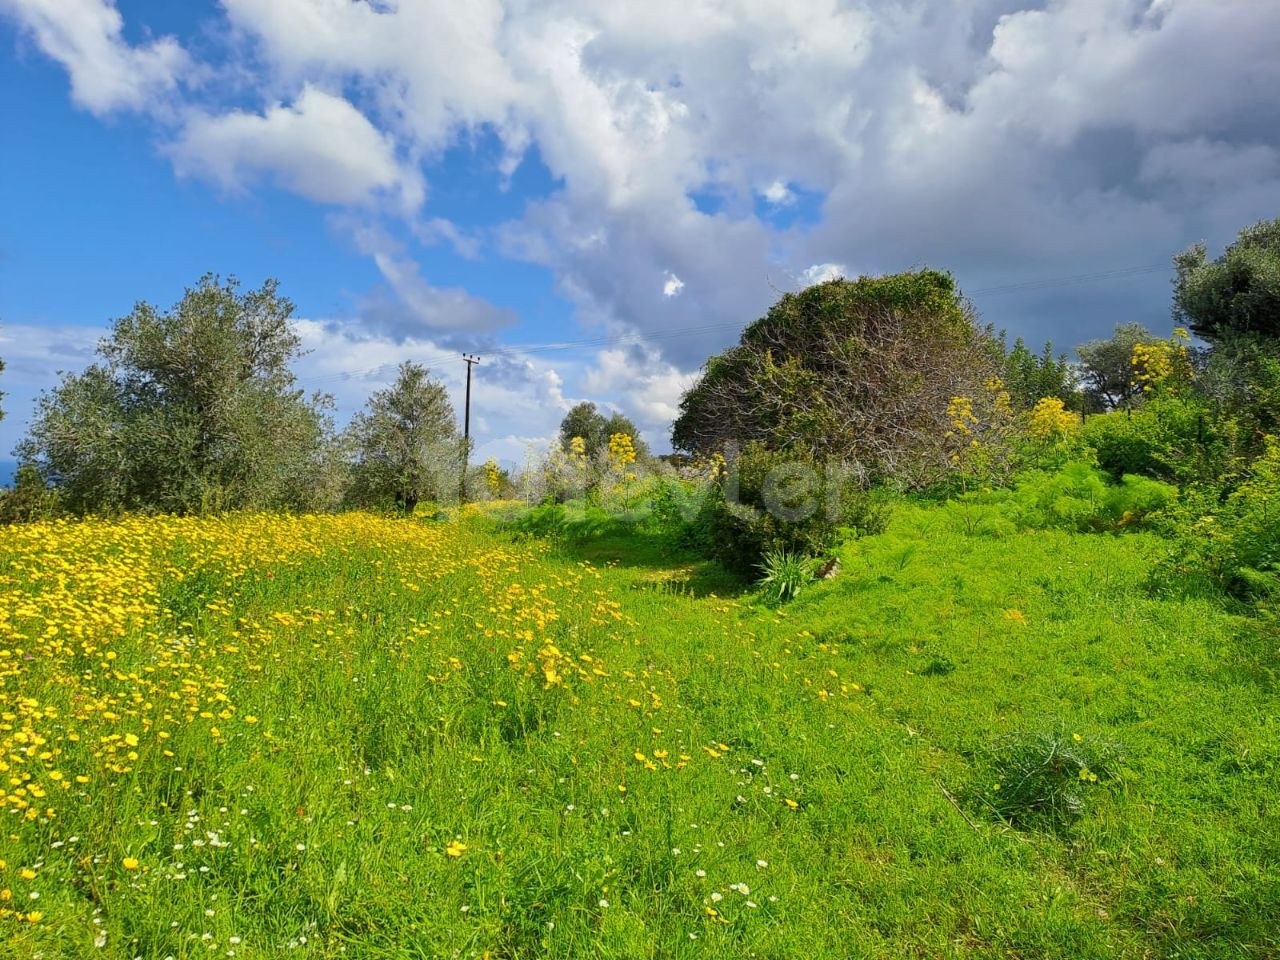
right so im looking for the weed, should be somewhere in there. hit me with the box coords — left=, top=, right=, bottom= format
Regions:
left=971, top=725, right=1120, bottom=831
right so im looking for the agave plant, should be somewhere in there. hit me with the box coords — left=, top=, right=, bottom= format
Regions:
left=758, top=550, right=820, bottom=604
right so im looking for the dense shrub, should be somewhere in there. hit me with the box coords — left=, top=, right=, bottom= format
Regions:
left=0, top=465, right=62, bottom=525
left=705, top=443, right=889, bottom=574
left=1155, top=437, right=1280, bottom=599
left=672, top=270, right=1000, bottom=486
left=941, top=461, right=1176, bottom=536
left=1082, top=398, right=1242, bottom=485
left=505, top=500, right=627, bottom=543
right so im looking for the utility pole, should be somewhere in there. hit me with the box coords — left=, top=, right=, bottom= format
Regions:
left=462, top=354, right=480, bottom=443
left=458, top=354, right=480, bottom=503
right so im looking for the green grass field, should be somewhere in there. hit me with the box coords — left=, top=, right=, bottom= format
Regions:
left=0, top=504, right=1275, bottom=958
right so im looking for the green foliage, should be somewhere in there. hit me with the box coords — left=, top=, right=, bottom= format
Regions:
left=346, top=361, right=461, bottom=514
left=757, top=549, right=819, bottom=604
left=1075, top=322, right=1158, bottom=411
left=971, top=725, right=1120, bottom=831
left=18, top=274, right=341, bottom=515
left=638, top=475, right=715, bottom=549
left=1000, top=336, right=1080, bottom=409
left=1196, top=333, right=1280, bottom=456
left=1174, top=216, right=1280, bottom=342
left=1082, top=397, right=1242, bottom=485
left=0, top=464, right=61, bottom=524
left=1155, top=437, right=1280, bottom=599
left=706, top=443, right=889, bottom=574
left=672, top=270, right=999, bottom=485
left=506, top=500, right=628, bottom=543
left=941, top=461, right=1176, bottom=536
left=558, top=402, right=648, bottom=460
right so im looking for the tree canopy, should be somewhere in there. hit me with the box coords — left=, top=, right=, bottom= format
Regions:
left=19, top=274, right=339, bottom=514
left=1000, top=337, right=1079, bottom=410
left=347, top=361, right=460, bottom=514
left=558, top=402, right=648, bottom=460
left=1075, top=323, right=1158, bottom=412
left=671, top=269, right=998, bottom=484
left=1174, top=216, right=1280, bottom=342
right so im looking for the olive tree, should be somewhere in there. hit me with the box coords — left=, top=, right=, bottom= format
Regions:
left=1075, top=323, right=1159, bottom=412
left=18, top=274, right=342, bottom=514
left=346, top=361, right=461, bottom=514
left=1174, top=216, right=1280, bottom=342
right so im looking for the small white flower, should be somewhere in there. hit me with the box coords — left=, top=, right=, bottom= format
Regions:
left=599, top=898, right=609, bottom=908
left=756, top=860, right=768, bottom=869
left=695, top=869, right=706, bottom=878
left=710, top=892, right=723, bottom=902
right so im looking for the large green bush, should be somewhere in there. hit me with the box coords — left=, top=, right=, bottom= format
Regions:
left=941, top=461, right=1175, bottom=536
left=672, top=270, right=999, bottom=486
left=705, top=443, right=888, bottom=574
left=1082, top=398, right=1241, bottom=485
left=1156, top=437, right=1280, bottom=599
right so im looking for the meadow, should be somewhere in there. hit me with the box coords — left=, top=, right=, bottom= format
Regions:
left=0, top=504, right=1275, bottom=959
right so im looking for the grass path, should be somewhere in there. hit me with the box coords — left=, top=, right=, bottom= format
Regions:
left=0, top=509, right=1274, bottom=958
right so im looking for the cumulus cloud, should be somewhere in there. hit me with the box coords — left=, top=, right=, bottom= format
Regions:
left=0, top=321, right=107, bottom=455
left=761, top=180, right=795, bottom=206
left=800, top=263, right=846, bottom=285
left=9, top=0, right=1280, bottom=447
left=0, top=0, right=189, bottom=115
left=343, top=221, right=516, bottom=335
left=580, top=345, right=696, bottom=444
left=168, top=86, right=425, bottom=212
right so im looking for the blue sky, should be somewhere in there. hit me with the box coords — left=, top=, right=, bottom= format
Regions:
left=2, top=0, right=1278, bottom=469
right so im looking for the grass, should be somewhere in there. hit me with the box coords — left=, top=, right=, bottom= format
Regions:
left=0, top=503, right=1274, bottom=958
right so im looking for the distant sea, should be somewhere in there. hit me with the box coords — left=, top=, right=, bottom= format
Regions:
left=0, top=460, right=16, bottom=487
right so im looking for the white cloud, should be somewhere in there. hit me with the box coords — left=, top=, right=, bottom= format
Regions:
left=292, top=319, right=578, bottom=466
left=10, top=0, right=1280, bottom=448
left=0, top=321, right=106, bottom=455
left=800, top=263, right=846, bottom=285
left=1, top=0, right=189, bottom=115
left=168, top=86, right=425, bottom=212
left=344, top=221, right=515, bottom=334
left=761, top=180, right=795, bottom=205
left=580, top=346, right=696, bottom=444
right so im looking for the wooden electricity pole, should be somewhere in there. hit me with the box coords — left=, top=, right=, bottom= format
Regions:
left=462, top=354, right=480, bottom=443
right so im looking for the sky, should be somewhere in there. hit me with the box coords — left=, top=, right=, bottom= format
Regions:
left=1, top=0, right=1278, bottom=469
